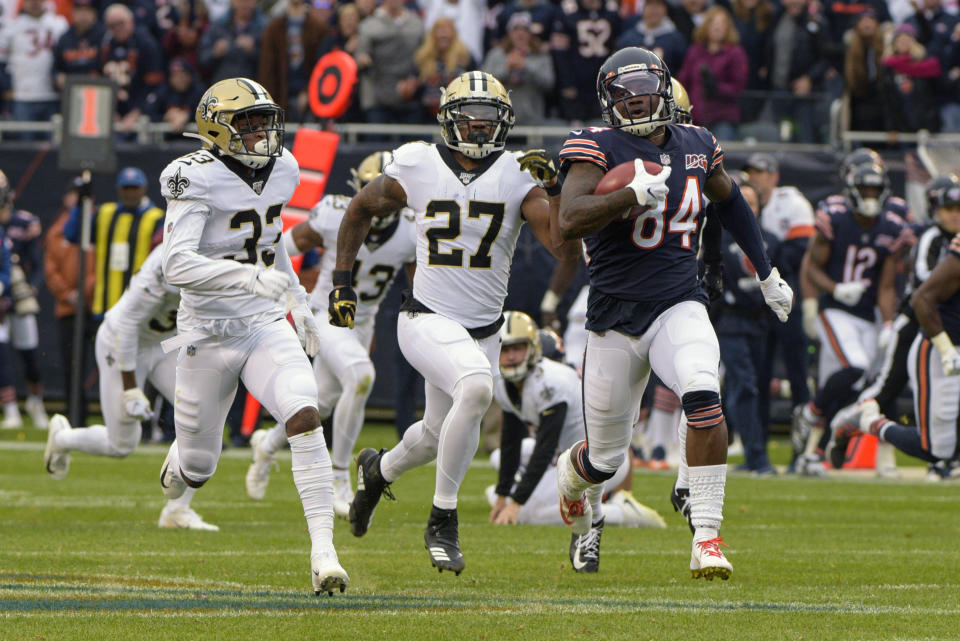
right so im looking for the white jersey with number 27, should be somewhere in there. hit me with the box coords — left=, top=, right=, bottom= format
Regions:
left=384, top=142, right=537, bottom=328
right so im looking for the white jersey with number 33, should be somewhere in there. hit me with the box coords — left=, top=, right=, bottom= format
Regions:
left=384, top=142, right=537, bottom=328
left=159, top=149, right=299, bottom=320
left=307, top=193, right=417, bottom=326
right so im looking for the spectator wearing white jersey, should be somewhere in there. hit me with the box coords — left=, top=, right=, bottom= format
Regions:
left=744, top=152, right=814, bottom=431
left=0, top=0, right=67, bottom=139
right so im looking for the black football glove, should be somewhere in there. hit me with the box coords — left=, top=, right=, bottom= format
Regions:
left=518, top=149, right=558, bottom=188
left=701, top=262, right=724, bottom=305
left=328, top=269, right=358, bottom=328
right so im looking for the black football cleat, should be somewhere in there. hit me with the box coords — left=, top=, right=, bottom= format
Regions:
left=348, top=448, right=394, bottom=537
left=670, top=485, right=694, bottom=534
left=569, top=518, right=604, bottom=573
left=424, top=505, right=465, bottom=575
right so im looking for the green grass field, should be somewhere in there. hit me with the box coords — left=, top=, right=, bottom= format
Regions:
left=2, top=421, right=958, bottom=641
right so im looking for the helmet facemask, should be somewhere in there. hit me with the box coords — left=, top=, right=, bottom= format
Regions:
left=439, top=98, right=514, bottom=159
left=846, top=165, right=889, bottom=218
left=599, top=67, right=674, bottom=136
left=225, top=106, right=284, bottom=170
left=499, top=339, right=535, bottom=382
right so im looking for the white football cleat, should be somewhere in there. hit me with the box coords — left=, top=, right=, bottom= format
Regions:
left=26, top=396, right=48, bottom=430
left=332, top=475, right=354, bottom=520
left=874, top=442, right=900, bottom=479
left=311, top=547, right=349, bottom=596
left=609, top=490, right=667, bottom=529
left=2, top=402, right=22, bottom=429
left=158, top=505, right=219, bottom=531
left=245, top=429, right=275, bottom=501
left=557, top=445, right=592, bottom=535
left=798, top=453, right=826, bottom=478
left=44, top=414, right=71, bottom=480
left=690, top=536, right=732, bottom=580
left=160, top=441, right=187, bottom=499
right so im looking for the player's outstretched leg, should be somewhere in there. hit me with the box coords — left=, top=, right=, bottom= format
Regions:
left=158, top=487, right=219, bottom=531
left=557, top=442, right=593, bottom=535
left=424, top=505, right=465, bottom=575
left=349, top=447, right=394, bottom=537
left=569, top=517, right=604, bottom=573
left=43, top=414, right=71, bottom=480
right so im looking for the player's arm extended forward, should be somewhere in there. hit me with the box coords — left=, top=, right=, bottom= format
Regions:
left=558, top=161, right=638, bottom=239
left=334, top=175, right=407, bottom=272
left=522, top=186, right=581, bottom=260
left=162, top=199, right=263, bottom=290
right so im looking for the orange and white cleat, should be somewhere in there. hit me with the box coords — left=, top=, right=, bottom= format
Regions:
left=557, top=446, right=592, bottom=535
left=690, top=536, right=732, bottom=580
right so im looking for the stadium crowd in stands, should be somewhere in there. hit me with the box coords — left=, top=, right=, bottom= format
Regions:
left=3, top=0, right=960, bottom=141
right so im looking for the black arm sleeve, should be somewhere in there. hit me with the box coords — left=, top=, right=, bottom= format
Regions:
left=701, top=204, right=722, bottom=266
left=715, top=181, right=773, bottom=280
left=511, top=402, right=568, bottom=505
left=495, top=411, right=526, bottom=497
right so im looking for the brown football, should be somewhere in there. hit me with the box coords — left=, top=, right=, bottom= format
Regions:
left=593, top=159, right=664, bottom=195
left=594, top=159, right=663, bottom=219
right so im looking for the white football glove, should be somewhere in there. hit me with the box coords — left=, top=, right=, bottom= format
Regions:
left=802, top=298, right=819, bottom=341
left=626, top=159, right=671, bottom=209
left=123, top=387, right=153, bottom=422
left=0, top=281, right=4, bottom=297
left=832, top=281, right=867, bottom=307
left=932, top=331, right=960, bottom=376
left=877, top=322, right=895, bottom=351
left=244, top=268, right=290, bottom=302
left=288, top=294, right=323, bottom=357
left=759, top=267, right=793, bottom=323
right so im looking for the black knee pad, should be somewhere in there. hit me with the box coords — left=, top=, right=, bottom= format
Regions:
left=682, top=390, right=724, bottom=430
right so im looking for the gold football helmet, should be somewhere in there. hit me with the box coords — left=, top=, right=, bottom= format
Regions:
left=194, top=77, right=284, bottom=170
left=499, top=311, right=542, bottom=383
left=438, top=71, right=515, bottom=159
left=349, top=151, right=398, bottom=231
left=671, top=78, right=693, bottom=124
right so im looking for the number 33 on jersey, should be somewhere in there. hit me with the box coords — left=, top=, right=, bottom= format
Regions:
left=159, top=148, right=299, bottom=317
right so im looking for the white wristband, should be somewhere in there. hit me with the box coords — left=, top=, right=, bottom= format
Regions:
left=282, top=228, right=302, bottom=257
left=931, top=331, right=956, bottom=359
left=540, top=289, right=560, bottom=313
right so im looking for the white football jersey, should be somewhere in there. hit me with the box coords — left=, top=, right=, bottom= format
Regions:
left=493, top=358, right=584, bottom=456
left=384, top=142, right=537, bottom=328
left=307, top=193, right=416, bottom=326
left=760, top=185, right=815, bottom=243
left=103, top=248, right=180, bottom=369
left=0, top=11, right=67, bottom=101
left=159, top=149, right=299, bottom=320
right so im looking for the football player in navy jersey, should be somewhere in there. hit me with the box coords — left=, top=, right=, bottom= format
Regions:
left=838, top=231, right=960, bottom=475
left=830, top=175, right=960, bottom=477
left=793, top=163, right=916, bottom=476
left=554, top=46, right=793, bottom=581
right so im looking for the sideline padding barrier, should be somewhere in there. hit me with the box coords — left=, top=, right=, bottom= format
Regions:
left=286, top=129, right=339, bottom=213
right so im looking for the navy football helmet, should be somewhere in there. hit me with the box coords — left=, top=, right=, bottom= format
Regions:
left=597, top=47, right=674, bottom=137
left=926, top=173, right=960, bottom=211
left=845, top=163, right=890, bottom=218
left=840, top=147, right=884, bottom=181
